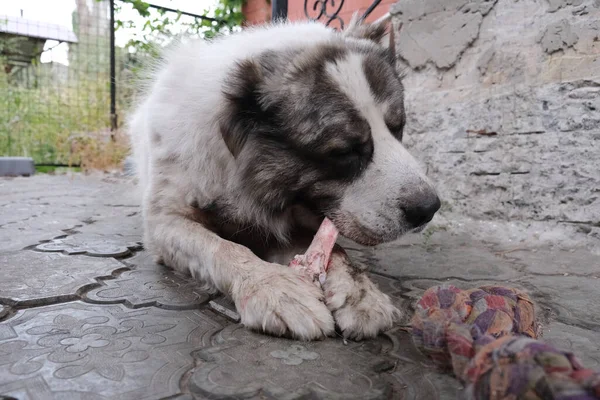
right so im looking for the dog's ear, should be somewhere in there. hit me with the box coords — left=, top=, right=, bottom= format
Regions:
left=343, top=13, right=388, bottom=45
left=219, top=58, right=267, bottom=157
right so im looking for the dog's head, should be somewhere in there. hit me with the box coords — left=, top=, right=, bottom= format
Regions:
left=219, top=18, right=440, bottom=245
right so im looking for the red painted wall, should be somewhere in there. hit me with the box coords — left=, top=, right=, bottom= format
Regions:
left=243, top=0, right=271, bottom=26
left=243, top=0, right=393, bottom=27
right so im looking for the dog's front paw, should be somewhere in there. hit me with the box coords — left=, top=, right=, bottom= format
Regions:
left=234, top=263, right=335, bottom=340
left=323, top=252, right=401, bottom=340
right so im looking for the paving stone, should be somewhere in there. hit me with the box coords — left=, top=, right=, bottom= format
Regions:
left=0, top=251, right=126, bottom=306
left=368, top=273, right=413, bottom=324
left=516, top=275, right=600, bottom=331
left=208, top=296, right=240, bottom=322
left=0, top=229, right=53, bottom=254
left=0, top=213, right=81, bottom=253
left=85, top=265, right=210, bottom=310
left=369, top=273, right=405, bottom=302
left=35, top=235, right=142, bottom=258
left=384, top=328, right=465, bottom=399
left=189, top=323, right=462, bottom=399
left=359, top=232, right=525, bottom=281
left=543, top=322, right=600, bottom=370
left=2, top=174, right=600, bottom=400
left=0, top=302, right=223, bottom=399
left=0, top=175, right=141, bottom=254
left=70, top=212, right=143, bottom=239
left=498, top=247, right=600, bottom=276
left=121, top=251, right=166, bottom=270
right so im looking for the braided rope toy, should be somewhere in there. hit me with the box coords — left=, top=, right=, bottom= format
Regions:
left=411, top=285, right=600, bottom=399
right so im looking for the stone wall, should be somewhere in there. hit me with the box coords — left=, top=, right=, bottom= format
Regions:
left=391, top=0, right=600, bottom=235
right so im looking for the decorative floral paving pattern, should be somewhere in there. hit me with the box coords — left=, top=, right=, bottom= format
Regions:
left=35, top=235, right=142, bottom=258
left=0, top=302, right=222, bottom=399
left=189, top=324, right=395, bottom=399
left=187, top=323, right=463, bottom=399
left=84, top=266, right=210, bottom=310
left=2, top=175, right=600, bottom=400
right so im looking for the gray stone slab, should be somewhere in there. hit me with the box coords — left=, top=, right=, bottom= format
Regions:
left=0, top=302, right=222, bottom=400
left=369, top=273, right=405, bottom=302
left=516, top=274, right=600, bottom=331
left=35, top=235, right=142, bottom=258
left=208, top=296, right=240, bottom=322
left=189, top=324, right=463, bottom=400
left=539, top=19, right=579, bottom=54
left=363, top=232, right=524, bottom=281
left=0, top=228, right=65, bottom=254
left=391, top=0, right=600, bottom=232
left=368, top=273, right=413, bottom=324
left=384, top=328, right=465, bottom=399
left=85, top=266, right=210, bottom=310
left=0, top=157, right=35, bottom=177
left=496, top=247, right=600, bottom=276
left=120, top=250, right=165, bottom=270
left=0, top=251, right=126, bottom=306
left=391, top=0, right=498, bottom=69
left=69, top=212, right=143, bottom=239
left=543, top=322, right=600, bottom=370
left=2, top=174, right=600, bottom=400
left=0, top=209, right=82, bottom=253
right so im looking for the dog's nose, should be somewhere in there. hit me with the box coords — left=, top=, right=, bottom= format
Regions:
left=402, top=193, right=441, bottom=228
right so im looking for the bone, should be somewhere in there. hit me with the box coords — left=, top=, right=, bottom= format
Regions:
left=289, top=217, right=339, bottom=287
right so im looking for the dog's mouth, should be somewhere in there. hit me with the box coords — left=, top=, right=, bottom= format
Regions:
left=324, top=212, right=431, bottom=247
left=294, top=204, right=429, bottom=246
left=410, top=223, right=429, bottom=234
left=324, top=213, right=400, bottom=247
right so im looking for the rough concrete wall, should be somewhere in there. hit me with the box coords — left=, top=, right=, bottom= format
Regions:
left=391, top=0, right=600, bottom=237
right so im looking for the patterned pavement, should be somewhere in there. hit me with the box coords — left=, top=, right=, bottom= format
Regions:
left=0, top=174, right=598, bottom=399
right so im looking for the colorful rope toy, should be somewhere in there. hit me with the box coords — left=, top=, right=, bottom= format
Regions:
left=411, top=285, right=600, bottom=400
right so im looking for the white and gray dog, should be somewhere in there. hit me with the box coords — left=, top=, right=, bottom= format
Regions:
left=128, top=17, right=440, bottom=341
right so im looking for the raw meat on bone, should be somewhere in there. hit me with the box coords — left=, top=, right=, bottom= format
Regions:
left=289, top=218, right=339, bottom=287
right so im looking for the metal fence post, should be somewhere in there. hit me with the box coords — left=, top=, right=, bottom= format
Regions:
left=109, top=0, right=117, bottom=134
left=272, top=0, right=288, bottom=21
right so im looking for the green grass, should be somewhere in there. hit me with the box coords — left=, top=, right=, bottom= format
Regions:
left=0, top=55, right=136, bottom=169
left=35, top=165, right=82, bottom=174
left=1, top=70, right=113, bottom=165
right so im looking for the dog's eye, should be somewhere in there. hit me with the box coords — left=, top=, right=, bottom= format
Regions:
left=329, top=147, right=354, bottom=158
left=386, top=121, right=405, bottom=141
left=386, top=122, right=402, bottom=133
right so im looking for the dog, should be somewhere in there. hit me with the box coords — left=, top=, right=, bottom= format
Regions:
left=128, top=16, right=440, bottom=341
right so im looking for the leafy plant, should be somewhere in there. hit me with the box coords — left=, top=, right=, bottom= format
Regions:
left=0, top=0, right=245, bottom=167
left=114, top=0, right=244, bottom=52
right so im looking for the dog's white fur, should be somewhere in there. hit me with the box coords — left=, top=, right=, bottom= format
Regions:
left=128, top=20, right=435, bottom=340
left=325, top=53, right=434, bottom=243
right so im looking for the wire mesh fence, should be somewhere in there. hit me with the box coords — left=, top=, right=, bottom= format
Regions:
left=1, top=1, right=112, bottom=165
left=0, top=1, right=214, bottom=167
left=1, top=1, right=384, bottom=168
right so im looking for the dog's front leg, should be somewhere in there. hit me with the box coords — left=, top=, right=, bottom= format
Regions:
left=265, top=240, right=401, bottom=340
left=145, top=213, right=334, bottom=340
left=323, top=249, right=401, bottom=340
